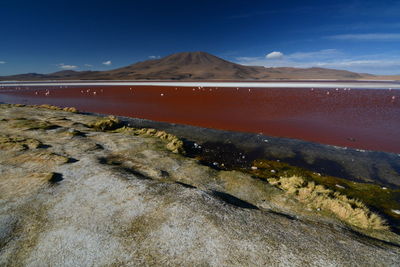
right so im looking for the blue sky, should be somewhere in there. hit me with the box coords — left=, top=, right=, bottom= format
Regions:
left=0, top=0, right=399, bottom=75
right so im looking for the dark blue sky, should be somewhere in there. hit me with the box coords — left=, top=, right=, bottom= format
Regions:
left=1, top=0, right=399, bottom=75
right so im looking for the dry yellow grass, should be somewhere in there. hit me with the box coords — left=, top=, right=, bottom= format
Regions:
left=7, top=151, right=70, bottom=167
left=34, top=104, right=78, bottom=113
left=0, top=134, right=42, bottom=151
left=90, top=116, right=122, bottom=131
left=0, top=172, right=55, bottom=200
left=268, top=176, right=388, bottom=230
left=115, top=126, right=184, bottom=154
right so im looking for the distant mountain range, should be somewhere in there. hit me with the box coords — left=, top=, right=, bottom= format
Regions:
left=0, top=51, right=397, bottom=81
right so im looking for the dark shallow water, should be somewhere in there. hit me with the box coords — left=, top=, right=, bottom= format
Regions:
left=0, top=84, right=399, bottom=153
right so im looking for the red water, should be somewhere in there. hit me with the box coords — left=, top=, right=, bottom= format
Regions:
left=1, top=85, right=399, bottom=153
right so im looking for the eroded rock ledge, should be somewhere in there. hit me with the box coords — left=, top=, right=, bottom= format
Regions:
left=0, top=104, right=399, bottom=266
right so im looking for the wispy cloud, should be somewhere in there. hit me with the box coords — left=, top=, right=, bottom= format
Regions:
left=57, top=63, right=78, bottom=70
left=0, top=61, right=6, bottom=64
left=149, top=55, right=161, bottom=59
left=102, top=60, right=112, bottom=66
left=84, top=64, right=93, bottom=67
left=236, top=49, right=400, bottom=75
left=327, top=33, right=400, bottom=41
left=288, top=49, right=343, bottom=60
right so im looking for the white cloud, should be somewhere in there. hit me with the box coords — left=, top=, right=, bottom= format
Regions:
left=235, top=49, right=400, bottom=75
left=266, top=51, right=284, bottom=59
left=57, top=63, right=78, bottom=70
left=327, top=33, right=400, bottom=41
left=0, top=61, right=6, bottom=64
left=102, top=60, right=112, bottom=66
left=149, top=55, right=161, bottom=59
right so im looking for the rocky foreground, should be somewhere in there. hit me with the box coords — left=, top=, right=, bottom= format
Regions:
left=0, top=104, right=399, bottom=266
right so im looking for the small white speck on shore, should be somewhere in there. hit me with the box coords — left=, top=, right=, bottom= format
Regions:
left=382, top=187, right=387, bottom=190
left=392, top=209, right=400, bottom=215
left=251, top=166, right=258, bottom=170
left=270, top=170, right=276, bottom=173
left=335, top=184, right=345, bottom=189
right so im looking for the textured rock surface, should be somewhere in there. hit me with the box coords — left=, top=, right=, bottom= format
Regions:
left=0, top=104, right=399, bottom=266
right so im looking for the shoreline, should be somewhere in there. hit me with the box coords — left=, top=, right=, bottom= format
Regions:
left=1, top=80, right=400, bottom=89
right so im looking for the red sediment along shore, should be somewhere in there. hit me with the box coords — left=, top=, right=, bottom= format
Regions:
left=1, top=85, right=399, bottom=153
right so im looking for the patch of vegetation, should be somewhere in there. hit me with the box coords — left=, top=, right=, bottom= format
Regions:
left=0, top=135, right=42, bottom=151
left=28, top=172, right=58, bottom=182
left=63, top=128, right=86, bottom=137
left=10, top=118, right=59, bottom=131
left=114, top=126, right=184, bottom=153
left=89, top=116, right=122, bottom=131
left=10, top=151, right=70, bottom=166
left=249, top=159, right=400, bottom=231
left=35, top=104, right=78, bottom=113
left=268, top=175, right=388, bottom=230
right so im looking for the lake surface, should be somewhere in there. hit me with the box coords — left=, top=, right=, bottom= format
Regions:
left=1, top=81, right=399, bottom=153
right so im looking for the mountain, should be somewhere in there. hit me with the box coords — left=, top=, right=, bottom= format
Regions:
left=0, top=51, right=379, bottom=81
